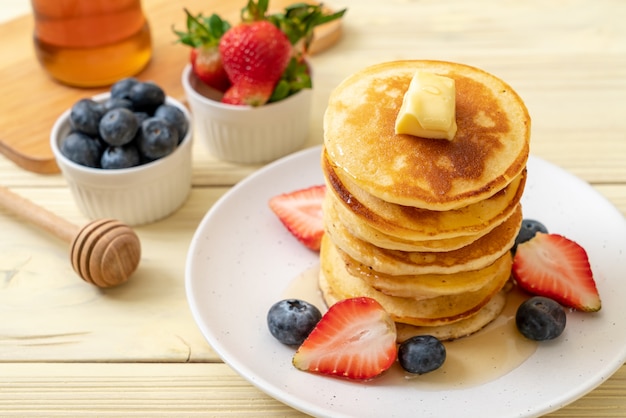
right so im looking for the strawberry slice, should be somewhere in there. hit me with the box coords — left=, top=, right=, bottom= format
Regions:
left=512, top=233, right=601, bottom=312
left=269, top=185, right=325, bottom=251
left=292, top=297, right=397, bottom=380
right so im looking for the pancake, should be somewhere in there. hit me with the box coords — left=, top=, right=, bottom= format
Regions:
left=325, top=191, right=520, bottom=252
left=319, top=263, right=509, bottom=342
left=319, top=235, right=512, bottom=327
left=325, top=200, right=522, bottom=275
left=323, top=60, right=530, bottom=211
left=394, top=290, right=508, bottom=342
left=323, top=150, right=526, bottom=241
left=339, top=248, right=514, bottom=299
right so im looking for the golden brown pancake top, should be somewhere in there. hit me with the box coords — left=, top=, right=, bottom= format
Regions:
left=323, top=60, right=530, bottom=210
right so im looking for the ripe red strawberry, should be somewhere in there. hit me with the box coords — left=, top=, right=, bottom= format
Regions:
left=221, top=76, right=275, bottom=106
left=219, top=20, right=292, bottom=106
left=269, top=185, right=325, bottom=251
left=292, top=297, right=397, bottom=380
left=189, top=46, right=231, bottom=92
left=512, top=233, right=601, bottom=312
left=174, top=9, right=231, bottom=92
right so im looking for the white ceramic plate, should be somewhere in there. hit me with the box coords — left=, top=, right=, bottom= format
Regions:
left=185, top=146, right=626, bottom=418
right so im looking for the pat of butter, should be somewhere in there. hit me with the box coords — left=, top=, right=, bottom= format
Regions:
left=395, top=71, right=458, bottom=140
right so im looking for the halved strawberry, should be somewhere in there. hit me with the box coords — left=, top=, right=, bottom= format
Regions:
left=512, top=232, right=601, bottom=312
left=268, top=185, right=325, bottom=251
left=292, top=297, right=397, bottom=380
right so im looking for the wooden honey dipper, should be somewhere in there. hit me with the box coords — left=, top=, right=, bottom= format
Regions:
left=0, top=185, right=141, bottom=288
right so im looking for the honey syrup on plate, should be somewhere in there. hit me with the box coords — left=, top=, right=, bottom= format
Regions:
left=283, top=266, right=537, bottom=389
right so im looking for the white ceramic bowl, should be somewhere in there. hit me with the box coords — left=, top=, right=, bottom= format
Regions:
left=182, top=64, right=312, bottom=164
left=51, top=93, right=193, bottom=226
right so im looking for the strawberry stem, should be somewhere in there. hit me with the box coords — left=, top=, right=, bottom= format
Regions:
left=269, top=58, right=312, bottom=102
left=241, top=0, right=270, bottom=22
left=269, top=3, right=346, bottom=49
left=173, top=9, right=231, bottom=48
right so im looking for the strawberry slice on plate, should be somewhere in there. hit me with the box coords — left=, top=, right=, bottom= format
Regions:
left=292, top=297, right=397, bottom=380
left=512, top=232, right=601, bottom=312
left=269, top=185, right=325, bottom=251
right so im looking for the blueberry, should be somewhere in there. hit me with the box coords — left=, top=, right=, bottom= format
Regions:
left=100, top=144, right=141, bottom=169
left=155, top=104, right=188, bottom=143
left=398, top=335, right=446, bottom=374
left=137, top=117, right=178, bottom=160
left=134, top=111, right=150, bottom=126
left=267, top=299, right=322, bottom=346
left=516, top=296, right=566, bottom=341
left=69, top=99, right=104, bottom=136
left=60, top=132, right=103, bottom=168
left=513, top=219, right=548, bottom=253
left=111, top=77, right=139, bottom=100
left=99, top=108, right=138, bottom=147
left=129, top=81, right=165, bottom=114
left=103, top=97, right=134, bottom=112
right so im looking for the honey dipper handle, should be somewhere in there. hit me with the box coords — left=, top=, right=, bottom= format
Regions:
left=0, top=185, right=80, bottom=243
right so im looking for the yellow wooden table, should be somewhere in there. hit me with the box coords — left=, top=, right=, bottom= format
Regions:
left=1, top=0, right=625, bottom=416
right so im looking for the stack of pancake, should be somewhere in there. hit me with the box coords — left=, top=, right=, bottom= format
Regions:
left=319, top=60, right=531, bottom=341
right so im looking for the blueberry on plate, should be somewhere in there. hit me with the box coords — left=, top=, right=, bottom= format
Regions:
left=155, top=104, right=188, bottom=142
left=110, top=77, right=139, bottom=100
left=99, top=108, right=139, bottom=147
left=69, top=98, right=104, bottom=137
left=267, top=299, right=322, bottom=346
left=137, top=117, right=178, bottom=160
left=398, top=335, right=446, bottom=375
left=513, top=219, right=548, bottom=253
left=129, top=81, right=165, bottom=114
left=60, top=132, right=103, bottom=168
left=100, top=144, right=141, bottom=169
left=516, top=296, right=566, bottom=341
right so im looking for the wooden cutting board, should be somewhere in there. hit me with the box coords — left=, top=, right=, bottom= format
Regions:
left=0, top=0, right=342, bottom=174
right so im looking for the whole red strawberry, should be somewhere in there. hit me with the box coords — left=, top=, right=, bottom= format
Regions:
left=174, top=9, right=231, bottom=92
left=219, top=20, right=292, bottom=106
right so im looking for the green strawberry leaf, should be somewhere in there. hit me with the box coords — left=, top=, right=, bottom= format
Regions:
left=173, top=9, right=231, bottom=48
left=241, top=0, right=270, bottom=22
left=269, top=58, right=312, bottom=102
left=269, top=3, right=346, bottom=47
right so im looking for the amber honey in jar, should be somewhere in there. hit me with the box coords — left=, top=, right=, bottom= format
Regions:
left=31, top=0, right=152, bottom=87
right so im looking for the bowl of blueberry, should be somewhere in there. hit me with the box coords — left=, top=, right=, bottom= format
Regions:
left=51, top=78, right=193, bottom=226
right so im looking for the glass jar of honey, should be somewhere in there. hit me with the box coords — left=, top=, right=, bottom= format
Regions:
left=31, top=0, right=152, bottom=88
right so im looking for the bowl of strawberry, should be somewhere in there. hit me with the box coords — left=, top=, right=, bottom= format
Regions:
left=51, top=78, right=193, bottom=226
left=176, top=0, right=345, bottom=164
